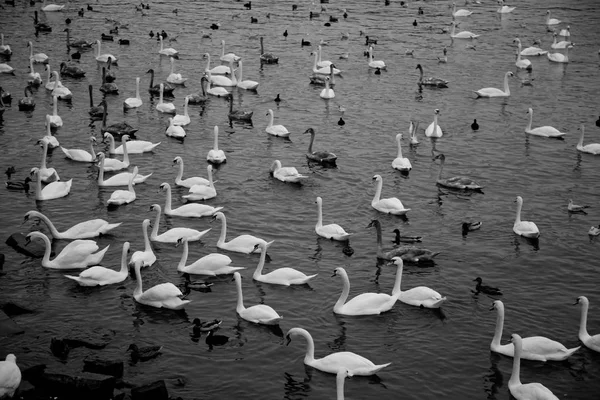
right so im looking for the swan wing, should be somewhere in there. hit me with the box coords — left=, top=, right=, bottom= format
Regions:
left=317, top=223, right=349, bottom=238
left=62, top=219, right=119, bottom=238
left=338, top=293, right=395, bottom=315
left=140, top=282, right=183, bottom=302
left=513, top=221, right=539, bottom=236
left=314, top=351, right=390, bottom=376
left=130, top=250, right=156, bottom=267
left=399, top=287, right=445, bottom=307
left=261, top=267, right=315, bottom=285
left=513, top=383, right=559, bottom=400
left=241, top=304, right=281, bottom=323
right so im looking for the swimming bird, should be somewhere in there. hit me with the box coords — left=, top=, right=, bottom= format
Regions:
left=96, top=153, right=151, bottom=186
left=416, top=64, right=448, bottom=88
left=496, top=0, right=515, bottom=13
left=271, top=160, right=307, bottom=183
left=35, top=140, right=59, bottom=183
left=575, top=296, right=600, bottom=353
left=319, top=77, right=335, bottom=99
left=551, top=32, right=571, bottom=49
left=235, top=60, right=259, bottom=90
left=304, top=128, right=337, bottom=165
left=212, top=211, right=273, bottom=254
left=472, top=277, right=502, bottom=296
left=471, top=119, right=479, bottom=130
left=158, top=35, right=178, bottom=58
left=50, top=71, right=72, bottom=100
left=23, top=210, right=121, bottom=239
left=568, top=199, right=590, bottom=213
left=0, top=354, right=21, bottom=398
left=95, top=40, right=118, bottom=64
left=513, top=196, right=539, bottom=238
left=146, top=68, right=175, bottom=97
left=390, top=257, right=446, bottom=308
left=524, top=108, right=566, bottom=138
left=252, top=242, right=317, bottom=285
left=589, top=225, right=600, bottom=236
left=462, top=221, right=482, bottom=235
left=368, top=220, right=440, bottom=264
left=220, top=39, right=240, bottom=63
left=60, top=136, right=97, bottom=162
left=233, top=272, right=282, bottom=325
left=425, top=109, right=443, bottom=138
left=450, top=21, right=479, bottom=39
left=132, top=260, right=189, bottom=310
left=367, top=46, right=386, bottom=69
left=64, top=242, right=130, bottom=286
left=474, top=71, right=513, bottom=98
left=0, top=34, right=12, bottom=55
left=184, top=165, right=217, bottom=201
left=192, top=318, right=222, bottom=335
left=123, top=77, right=143, bottom=109
left=315, top=197, right=350, bottom=241
left=149, top=204, right=211, bottom=243
left=437, top=47, right=448, bottom=63
left=203, top=73, right=230, bottom=97
left=509, top=334, right=560, bottom=399
left=27, top=41, right=48, bottom=64
left=545, top=9, right=561, bottom=25
left=172, top=156, right=209, bottom=188
left=167, top=57, right=187, bottom=85
left=99, top=67, right=118, bottom=94
left=391, top=228, right=422, bottom=244
left=311, top=51, right=341, bottom=75
left=63, top=28, right=93, bottom=49
left=409, top=121, right=419, bottom=144
left=33, top=11, right=52, bottom=32
left=176, top=237, right=240, bottom=276
left=172, top=96, right=190, bottom=126
left=106, top=166, right=138, bottom=206
left=207, top=126, right=226, bottom=163
left=392, top=134, right=411, bottom=172
left=547, top=45, right=573, bottom=63
left=46, top=95, right=62, bottom=128
left=160, top=182, right=222, bottom=218
left=228, top=94, right=253, bottom=121
left=128, top=219, right=155, bottom=268
left=26, top=231, right=108, bottom=270
left=156, top=84, right=176, bottom=114
left=259, top=36, right=278, bottom=64
left=265, top=109, right=290, bottom=137
left=371, top=175, right=410, bottom=215
left=517, top=38, right=547, bottom=56
left=104, top=132, right=159, bottom=154
left=513, top=40, right=532, bottom=71
left=576, top=124, right=600, bottom=154
left=60, top=62, right=85, bottom=78
left=452, top=2, right=472, bottom=17
left=433, top=153, right=483, bottom=190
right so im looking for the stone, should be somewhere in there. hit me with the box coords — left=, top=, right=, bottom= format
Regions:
left=83, top=357, right=124, bottom=378
left=5, top=233, right=47, bottom=258
left=38, top=370, right=115, bottom=400
left=0, top=309, right=24, bottom=337
left=20, top=364, right=46, bottom=385
left=0, top=301, right=35, bottom=316
left=131, top=380, right=169, bottom=400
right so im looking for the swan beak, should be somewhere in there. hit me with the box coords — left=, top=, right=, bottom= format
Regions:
left=488, top=303, right=496, bottom=311
left=285, top=335, right=292, bottom=346
left=331, top=270, right=338, bottom=277
left=573, top=299, right=580, bottom=305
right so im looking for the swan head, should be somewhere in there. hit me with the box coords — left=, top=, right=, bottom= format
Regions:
left=433, top=153, right=445, bottom=162
left=331, top=267, right=344, bottom=278
left=270, top=160, right=282, bottom=172
left=574, top=296, right=588, bottom=306
left=372, top=174, right=382, bottom=183
left=303, top=127, right=315, bottom=135
left=146, top=68, right=154, bottom=75
left=96, top=152, right=105, bottom=161
left=390, top=256, right=403, bottom=266
left=210, top=211, right=225, bottom=223
left=149, top=204, right=161, bottom=213
left=159, top=182, right=170, bottom=192
left=366, top=219, right=380, bottom=229
left=526, top=107, right=533, bottom=115
left=490, top=299, right=503, bottom=311
left=415, top=64, right=423, bottom=71
left=175, top=237, right=187, bottom=247
left=434, top=109, right=441, bottom=115
left=315, top=196, right=322, bottom=205
left=173, top=156, right=183, bottom=166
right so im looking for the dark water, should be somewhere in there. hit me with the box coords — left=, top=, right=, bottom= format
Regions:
left=1, top=0, right=600, bottom=399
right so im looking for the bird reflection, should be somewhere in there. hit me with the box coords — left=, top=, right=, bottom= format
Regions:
left=283, top=372, right=312, bottom=397
left=483, top=353, right=504, bottom=399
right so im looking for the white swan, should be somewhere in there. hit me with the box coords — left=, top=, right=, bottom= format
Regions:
left=31, top=167, right=71, bottom=201
left=150, top=204, right=211, bottom=243
left=234, top=271, right=282, bottom=325
left=371, top=174, right=409, bottom=215
left=106, top=166, right=137, bottom=206
left=44, top=64, right=59, bottom=90
left=550, top=33, right=570, bottom=49
left=491, top=300, right=580, bottom=361
left=409, top=121, right=419, bottom=145
left=271, top=160, right=307, bottom=183
left=559, top=26, right=571, bottom=39
left=46, top=95, right=62, bottom=128
left=332, top=266, right=400, bottom=315
left=26, top=231, right=109, bottom=270
left=101, top=135, right=130, bottom=172
left=220, top=40, right=240, bottom=63
left=27, top=41, right=48, bottom=64
left=123, top=77, right=143, bottom=109
left=317, top=45, right=333, bottom=68
left=236, top=61, right=259, bottom=90
left=319, top=77, right=335, bottom=99
left=450, top=21, right=479, bottom=39
left=315, top=196, right=351, bottom=241
left=158, top=36, right=178, bottom=58
left=545, top=10, right=561, bottom=25
left=60, top=136, right=97, bottom=162
left=575, top=296, right=600, bottom=353
left=452, top=2, right=472, bottom=17
left=433, top=153, right=484, bottom=190
left=474, top=71, right=513, bottom=98
left=64, top=242, right=130, bottom=286
left=509, top=334, right=559, bottom=400
left=312, top=51, right=342, bottom=75
left=41, top=115, right=59, bottom=148
left=252, top=242, right=317, bottom=285
left=23, top=210, right=121, bottom=239
left=367, top=46, right=386, bottom=69
left=524, top=108, right=566, bottom=138
left=160, top=182, right=223, bottom=218
left=212, top=211, right=273, bottom=254
left=41, top=0, right=65, bottom=12
left=547, top=45, right=572, bottom=63
left=166, top=57, right=187, bottom=84
left=96, top=153, right=152, bottom=186
left=156, top=83, right=176, bottom=114
left=105, top=132, right=159, bottom=154
left=265, top=109, right=290, bottom=137
left=172, top=156, right=209, bottom=187
left=129, top=219, right=156, bottom=267
left=208, top=63, right=237, bottom=87
left=0, top=33, right=12, bottom=55
left=203, top=52, right=230, bottom=75
left=28, top=57, right=42, bottom=85
left=51, top=71, right=72, bottom=100
left=36, top=139, right=60, bottom=182
left=95, top=40, right=118, bottom=63
left=166, top=117, right=186, bottom=138
left=0, top=354, right=20, bottom=398
left=336, top=369, right=350, bottom=400
left=513, top=40, right=532, bottom=70
left=392, top=133, right=411, bottom=171
left=207, top=125, right=226, bottom=163
left=517, top=38, right=547, bottom=56
left=132, top=259, right=190, bottom=310
left=184, top=165, right=217, bottom=201
left=390, top=257, right=446, bottom=308
left=285, top=327, right=391, bottom=376
left=496, top=0, right=515, bottom=13
left=176, top=237, right=241, bottom=276
left=576, top=124, right=600, bottom=155
left=425, top=109, right=443, bottom=137
left=0, top=63, right=14, bottom=74
left=513, top=196, right=540, bottom=238
left=172, top=96, right=191, bottom=126
left=203, top=73, right=230, bottom=97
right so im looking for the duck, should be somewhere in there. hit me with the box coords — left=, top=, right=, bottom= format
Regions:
left=203, top=73, right=231, bottom=97
left=368, top=219, right=440, bottom=264
left=425, top=109, right=443, bottom=137
left=101, top=33, right=114, bottom=41
left=212, top=211, right=273, bottom=254
left=46, top=95, right=62, bottom=128
left=366, top=46, right=386, bottom=69
left=433, top=153, right=484, bottom=190
left=156, top=83, right=176, bottom=114
left=192, top=318, right=222, bottom=334
left=545, top=9, right=561, bottom=25
left=0, top=354, right=20, bottom=398
left=233, top=272, right=282, bottom=325
left=172, top=156, right=210, bottom=188
left=547, top=45, right=572, bottom=63
left=390, top=257, right=446, bottom=308
left=183, top=165, right=217, bottom=201
left=95, top=40, right=118, bottom=63
left=304, top=128, right=337, bottom=165
left=235, top=60, right=259, bottom=90
left=228, top=93, right=253, bottom=121
left=64, top=242, right=130, bottom=286
left=203, top=53, right=230, bottom=75
left=5, top=177, right=32, bottom=192
left=26, top=231, right=108, bottom=270
left=513, top=196, right=540, bottom=238
left=490, top=300, right=580, bottom=361
left=99, top=67, right=118, bottom=94
left=265, top=109, right=290, bottom=137
left=473, top=277, right=502, bottom=296
left=392, top=134, right=412, bottom=172
left=149, top=204, right=211, bottom=244
left=415, top=64, right=448, bottom=88
left=28, top=58, right=43, bottom=86
left=252, top=242, right=317, bottom=285
left=118, top=39, right=130, bottom=45
left=524, top=108, right=566, bottom=138
left=176, top=237, right=240, bottom=276
left=471, top=119, right=479, bottom=130
left=270, top=160, right=307, bottom=183
left=207, top=66, right=236, bottom=87
left=550, top=32, right=571, bottom=49
left=259, top=36, right=279, bottom=64
left=60, top=136, right=97, bottom=162
left=60, top=61, right=86, bottom=78
left=165, top=117, right=186, bottom=139
left=166, top=57, right=187, bottom=85
left=41, top=0, right=65, bottom=12
left=319, top=77, right=335, bottom=99
left=474, top=71, right=513, bottom=98
left=30, top=167, right=72, bottom=201
left=332, top=266, right=401, bottom=315
left=285, top=327, right=391, bottom=376
left=315, top=197, right=351, bottom=241
left=517, top=38, right=547, bottom=56
left=509, top=334, right=559, bottom=400
left=129, top=219, right=156, bottom=267
left=496, top=0, right=515, bottom=13
left=23, top=210, right=121, bottom=239
left=27, top=41, right=49, bottom=64
left=462, top=221, right=482, bottom=235
left=127, top=343, right=163, bottom=362
left=0, top=33, right=12, bottom=55
left=512, top=40, right=532, bottom=70
left=106, top=166, right=138, bottom=206
left=312, top=51, right=342, bottom=75
left=568, top=198, right=589, bottom=213
left=576, top=125, right=600, bottom=154
left=146, top=69, right=175, bottom=97
left=220, top=40, right=241, bottom=63
left=160, top=182, right=223, bottom=218
left=132, top=260, right=190, bottom=310
left=392, top=228, right=422, bottom=244
left=207, top=126, right=226, bottom=164
left=371, top=175, right=410, bottom=215
left=35, top=139, right=60, bottom=183
left=63, top=28, right=93, bottom=49
left=50, top=71, right=72, bottom=100
left=96, top=153, right=152, bottom=186
left=123, top=77, right=143, bottom=109
left=575, top=296, right=600, bottom=352
left=452, top=2, right=472, bottom=17
left=450, top=21, right=479, bottom=39
left=158, top=35, right=178, bottom=58
left=104, top=132, right=159, bottom=154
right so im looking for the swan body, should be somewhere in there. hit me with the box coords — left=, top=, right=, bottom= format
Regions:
left=133, top=259, right=189, bottom=310
left=450, top=22, right=479, bottom=39
left=96, top=153, right=152, bottom=186
left=150, top=204, right=211, bottom=243
left=220, top=40, right=241, bottom=63
left=0, top=63, right=14, bottom=74
left=207, top=66, right=236, bottom=87
left=271, top=160, right=307, bottom=183
left=95, top=40, right=118, bottom=63
left=312, top=51, right=342, bottom=75
left=513, top=40, right=532, bottom=70
left=304, top=128, right=337, bottom=164
left=156, top=83, right=176, bottom=114
left=452, top=3, right=472, bottom=17
left=166, top=57, right=187, bottom=84
left=31, top=167, right=71, bottom=200
left=28, top=41, right=48, bottom=64
left=474, top=71, right=513, bottom=97
left=18, top=86, right=35, bottom=111
left=212, top=211, right=273, bottom=254
left=259, top=36, right=279, bottom=64
left=236, top=61, right=259, bottom=90
left=172, top=96, right=191, bottom=126
left=24, top=210, right=121, bottom=239
left=64, top=242, right=130, bottom=286
left=101, top=135, right=130, bottom=172
left=28, top=57, right=43, bottom=86
left=317, top=45, right=332, bottom=68
left=513, top=196, right=540, bottom=238
left=63, top=28, right=93, bottom=49
left=315, top=197, right=351, bottom=241
left=368, top=219, right=440, bottom=264
left=265, top=109, right=290, bottom=137
left=285, top=327, right=391, bottom=376
left=129, top=219, right=156, bottom=267
left=123, top=77, right=143, bottom=109
left=367, top=46, right=386, bottom=69
left=519, top=39, right=547, bottom=56
left=36, top=139, right=60, bottom=183
left=234, top=272, right=282, bottom=325
left=496, top=0, right=515, bottom=13
left=176, top=237, right=240, bottom=276
left=60, top=136, right=97, bottom=162
left=577, top=125, right=600, bottom=154
left=166, top=117, right=186, bottom=138
left=51, top=71, right=72, bottom=100
left=100, top=101, right=138, bottom=137
left=42, top=0, right=65, bottom=12
left=185, top=165, right=217, bottom=201
left=60, top=62, right=85, bottom=78
left=545, top=10, right=561, bottom=25
left=158, top=36, right=178, bottom=58
left=0, top=354, right=20, bottom=398
left=416, top=64, right=448, bottom=88
left=333, top=266, right=400, bottom=315
left=161, top=182, right=223, bottom=218
left=320, top=77, right=335, bottom=99
left=228, top=94, right=253, bottom=121
left=107, top=166, right=138, bottom=206
left=391, top=257, right=446, bottom=308
left=252, top=242, right=317, bottom=285
left=509, top=334, right=559, bottom=400
left=525, top=108, right=566, bottom=138
left=173, top=156, right=209, bottom=188
left=434, top=153, right=483, bottom=190
left=551, top=33, right=571, bottom=49
left=46, top=96, right=62, bottom=128
left=26, top=231, right=108, bottom=270
left=575, top=296, right=600, bottom=353
left=392, top=134, right=411, bottom=171
left=203, top=52, right=230, bottom=75
left=203, top=74, right=230, bottom=97
left=371, top=175, right=409, bottom=215
left=547, top=45, right=572, bottom=63
left=425, top=109, right=443, bottom=137
left=409, top=121, right=419, bottom=144
left=207, top=126, right=226, bottom=164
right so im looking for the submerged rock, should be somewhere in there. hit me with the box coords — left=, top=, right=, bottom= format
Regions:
left=0, top=309, right=24, bottom=337
left=83, top=357, right=124, bottom=378
left=5, top=233, right=47, bottom=258
left=131, top=380, right=168, bottom=400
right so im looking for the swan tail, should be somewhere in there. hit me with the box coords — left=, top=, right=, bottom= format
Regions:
left=292, top=274, right=318, bottom=285
left=430, top=297, right=447, bottom=308
left=353, top=362, right=391, bottom=376
left=265, top=240, right=275, bottom=249
left=64, top=274, right=81, bottom=283
left=558, top=346, right=581, bottom=359
left=473, top=91, right=482, bottom=98
left=102, top=222, right=123, bottom=234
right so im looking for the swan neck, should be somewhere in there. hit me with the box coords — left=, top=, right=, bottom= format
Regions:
left=135, top=78, right=140, bottom=99
left=515, top=200, right=522, bottom=225
left=298, top=329, right=316, bottom=364
left=315, top=200, right=323, bottom=228
left=143, top=221, right=152, bottom=251
left=34, top=170, right=43, bottom=200
left=164, top=185, right=172, bottom=212
left=40, top=142, right=49, bottom=168
left=268, top=111, right=274, bottom=128
left=526, top=110, right=533, bottom=131
left=334, top=269, right=350, bottom=311
left=509, top=338, right=522, bottom=387
left=121, top=137, right=129, bottom=163
left=492, top=304, right=504, bottom=347
left=578, top=126, right=584, bottom=148
left=579, top=300, right=590, bottom=340
left=119, top=243, right=129, bottom=274
left=336, top=372, right=346, bottom=400
left=97, top=156, right=105, bottom=183
left=217, top=215, right=227, bottom=245
left=176, top=160, right=184, bottom=182
left=307, top=131, right=315, bottom=153
left=88, top=85, right=94, bottom=107
left=151, top=207, right=161, bottom=238
left=235, top=275, right=245, bottom=313
left=391, top=263, right=403, bottom=298
left=177, top=240, right=188, bottom=271
left=53, top=96, right=57, bottom=115
left=38, top=233, right=52, bottom=265
left=396, top=135, right=403, bottom=158
left=503, top=73, right=510, bottom=96
left=373, top=178, right=383, bottom=203
left=252, top=245, right=267, bottom=280
left=37, top=212, right=61, bottom=238
left=213, top=128, right=219, bottom=150
left=133, top=264, right=143, bottom=298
